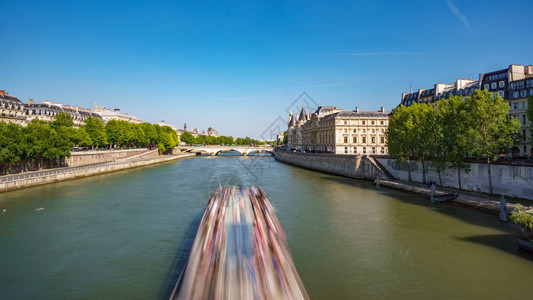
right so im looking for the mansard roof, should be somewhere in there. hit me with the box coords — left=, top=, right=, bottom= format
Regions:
left=321, top=110, right=390, bottom=120
left=0, top=92, right=23, bottom=104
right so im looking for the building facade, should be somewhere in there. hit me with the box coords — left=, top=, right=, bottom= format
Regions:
left=400, top=64, right=533, bottom=156
left=287, top=106, right=390, bottom=155
left=25, top=100, right=100, bottom=127
left=0, top=90, right=26, bottom=125
left=93, top=105, right=142, bottom=124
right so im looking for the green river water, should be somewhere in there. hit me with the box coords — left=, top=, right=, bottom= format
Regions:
left=1, top=155, right=532, bottom=299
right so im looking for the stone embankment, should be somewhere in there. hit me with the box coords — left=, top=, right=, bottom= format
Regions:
left=67, top=148, right=157, bottom=167
left=0, top=153, right=195, bottom=193
left=273, top=150, right=382, bottom=180
left=376, top=157, right=533, bottom=201
left=274, top=150, right=531, bottom=215
left=377, top=180, right=532, bottom=215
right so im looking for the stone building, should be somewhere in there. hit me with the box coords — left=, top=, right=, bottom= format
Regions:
left=287, top=105, right=390, bottom=155
left=0, top=90, right=26, bottom=125
left=25, top=100, right=100, bottom=127
left=400, top=64, right=533, bottom=156
left=93, top=104, right=142, bottom=124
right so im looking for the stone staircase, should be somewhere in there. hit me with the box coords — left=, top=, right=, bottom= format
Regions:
left=115, top=149, right=159, bottom=162
left=366, top=156, right=395, bottom=180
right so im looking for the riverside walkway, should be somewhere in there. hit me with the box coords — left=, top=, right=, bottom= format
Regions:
left=170, top=186, right=308, bottom=300
left=0, top=153, right=195, bottom=192
left=379, top=179, right=533, bottom=214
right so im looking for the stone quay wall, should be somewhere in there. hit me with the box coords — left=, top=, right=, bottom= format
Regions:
left=67, top=149, right=155, bottom=167
left=376, top=158, right=533, bottom=200
left=273, top=150, right=379, bottom=180
left=0, top=153, right=195, bottom=193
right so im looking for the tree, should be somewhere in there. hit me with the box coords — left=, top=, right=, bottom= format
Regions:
left=438, top=96, right=470, bottom=189
left=524, top=96, right=533, bottom=145
left=140, top=123, right=158, bottom=147
left=387, top=105, right=416, bottom=181
left=180, top=131, right=195, bottom=145
left=51, top=112, right=74, bottom=129
left=84, top=117, right=107, bottom=149
left=464, top=90, right=521, bottom=194
left=0, top=122, right=24, bottom=173
left=73, top=127, right=92, bottom=147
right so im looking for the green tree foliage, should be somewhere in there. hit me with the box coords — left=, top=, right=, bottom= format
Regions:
left=510, top=205, right=533, bottom=241
left=464, top=90, right=521, bottom=194
left=84, top=117, right=107, bottom=149
left=51, top=111, right=74, bottom=129
left=180, top=131, right=195, bottom=145
left=386, top=104, right=416, bottom=181
left=438, top=96, right=470, bottom=189
left=526, top=96, right=533, bottom=145
left=387, top=90, right=521, bottom=193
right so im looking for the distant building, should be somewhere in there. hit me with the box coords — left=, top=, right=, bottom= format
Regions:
left=93, top=105, right=142, bottom=124
left=400, top=64, right=533, bottom=156
left=202, top=127, right=218, bottom=137
left=0, top=90, right=26, bottom=126
left=25, top=99, right=100, bottom=127
left=287, top=105, right=390, bottom=155
left=156, top=120, right=178, bottom=131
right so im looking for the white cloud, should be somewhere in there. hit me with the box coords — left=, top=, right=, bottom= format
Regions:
left=446, top=0, right=470, bottom=28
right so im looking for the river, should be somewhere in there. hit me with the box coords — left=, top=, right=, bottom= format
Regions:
left=1, top=155, right=532, bottom=299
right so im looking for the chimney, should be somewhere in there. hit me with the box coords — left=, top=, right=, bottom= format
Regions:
left=380, top=107, right=385, bottom=113
left=114, top=108, right=120, bottom=112
left=355, top=106, right=359, bottom=113
left=0, top=90, right=5, bottom=97
left=28, top=99, right=34, bottom=104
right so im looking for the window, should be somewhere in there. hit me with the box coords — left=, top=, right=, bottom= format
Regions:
left=499, top=81, right=505, bottom=88
left=380, top=121, right=384, bottom=125
left=380, top=136, right=385, bottom=144
left=353, top=136, right=357, bottom=143
left=362, top=136, right=366, bottom=143
left=491, top=82, right=497, bottom=89
left=523, top=102, right=527, bottom=109
left=372, top=147, right=376, bottom=154
left=513, top=102, right=519, bottom=110
left=524, top=130, right=527, bottom=141
left=513, top=91, right=519, bottom=98
left=344, top=147, right=348, bottom=154
left=363, top=129, right=366, bottom=133
left=344, top=129, right=347, bottom=133
left=371, top=121, right=375, bottom=125
left=498, top=91, right=504, bottom=98
left=372, top=129, right=375, bottom=133
left=523, top=115, right=526, bottom=124
left=354, top=147, right=357, bottom=153
left=344, top=121, right=347, bottom=125
left=371, top=137, right=376, bottom=143
left=344, top=136, right=348, bottom=143
left=521, top=90, right=527, bottom=97
left=363, top=147, right=366, bottom=154
left=362, top=121, right=366, bottom=125
left=353, top=129, right=356, bottom=133
left=484, top=84, right=489, bottom=90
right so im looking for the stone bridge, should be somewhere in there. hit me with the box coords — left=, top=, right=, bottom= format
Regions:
left=178, top=145, right=274, bottom=156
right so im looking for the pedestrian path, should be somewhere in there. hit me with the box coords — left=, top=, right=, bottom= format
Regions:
left=379, top=179, right=532, bottom=215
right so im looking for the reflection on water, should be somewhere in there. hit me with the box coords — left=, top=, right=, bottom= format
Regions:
left=0, top=156, right=532, bottom=299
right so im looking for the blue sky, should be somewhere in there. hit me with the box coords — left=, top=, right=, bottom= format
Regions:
left=1, top=0, right=532, bottom=138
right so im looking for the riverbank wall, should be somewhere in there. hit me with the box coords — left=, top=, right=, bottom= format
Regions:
left=376, top=158, right=533, bottom=200
left=273, top=150, right=380, bottom=179
left=0, top=153, right=195, bottom=193
left=67, top=149, right=156, bottom=167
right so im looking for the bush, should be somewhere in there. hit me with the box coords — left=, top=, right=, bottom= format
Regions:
left=510, top=204, right=533, bottom=241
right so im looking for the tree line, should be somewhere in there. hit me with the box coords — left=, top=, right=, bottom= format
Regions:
left=387, top=90, right=521, bottom=194
left=0, top=112, right=179, bottom=174
left=179, top=131, right=273, bottom=146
